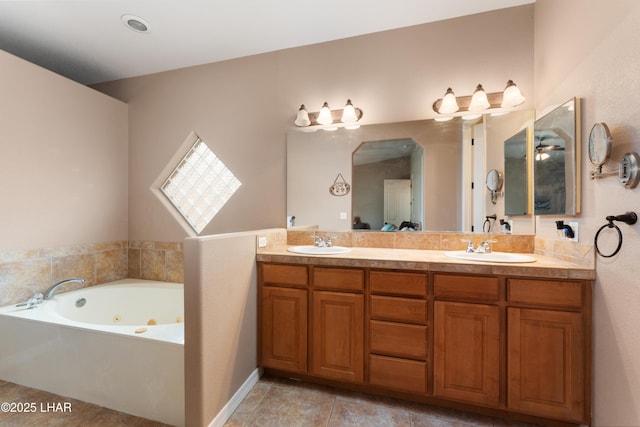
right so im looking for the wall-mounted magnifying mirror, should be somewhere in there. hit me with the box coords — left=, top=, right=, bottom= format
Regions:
left=589, top=121, right=640, bottom=188
left=533, top=98, right=580, bottom=215
left=588, top=122, right=612, bottom=173
left=485, top=169, right=503, bottom=205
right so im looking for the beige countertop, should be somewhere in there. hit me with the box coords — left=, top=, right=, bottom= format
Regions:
left=257, top=246, right=596, bottom=281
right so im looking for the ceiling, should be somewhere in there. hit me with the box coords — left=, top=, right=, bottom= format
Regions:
left=0, top=0, right=534, bottom=86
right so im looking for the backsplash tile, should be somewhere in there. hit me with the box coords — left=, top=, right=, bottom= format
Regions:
left=286, top=230, right=536, bottom=253
left=0, top=240, right=184, bottom=307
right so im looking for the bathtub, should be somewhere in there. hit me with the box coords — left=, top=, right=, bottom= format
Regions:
left=0, top=278, right=184, bottom=426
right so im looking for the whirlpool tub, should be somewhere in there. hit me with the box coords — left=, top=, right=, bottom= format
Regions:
left=0, top=278, right=184, bottom=426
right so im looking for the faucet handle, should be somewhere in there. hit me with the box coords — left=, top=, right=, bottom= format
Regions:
left=476, top=239, right=498, bottom=253
left=461, top=239, right=474, bottom=253
left=326, top=235, right=338, bottom=247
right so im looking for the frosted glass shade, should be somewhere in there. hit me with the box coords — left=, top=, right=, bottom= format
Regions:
left=438, top=88, right=459, bottom=114
left=501, top=80, right=525, bottom=108
left=468, top=84, right=490, bottom=112
left=316, top=102, right=333, bottom=125
left=294, top=104, right=311, bottom=127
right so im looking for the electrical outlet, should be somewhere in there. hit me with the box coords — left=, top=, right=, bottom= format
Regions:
left=568, top=222, right=579, bottom=242
left=257, top=237, right=267, bottom=248
left=339, top=212, right=347, bottom=220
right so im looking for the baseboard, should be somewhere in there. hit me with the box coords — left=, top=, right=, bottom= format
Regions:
left=208, top=368, right=262, bottom=427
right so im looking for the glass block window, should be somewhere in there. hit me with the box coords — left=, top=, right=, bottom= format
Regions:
left=160, top=138, right=241, bottom=234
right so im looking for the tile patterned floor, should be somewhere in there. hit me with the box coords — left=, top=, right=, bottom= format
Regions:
left=0, top=379, right=170, bottom=427
left=225, top=375, right=543, bottom=427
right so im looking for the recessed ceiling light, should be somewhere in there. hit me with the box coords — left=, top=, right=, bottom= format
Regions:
left=121, top=14, right=151, bottom=33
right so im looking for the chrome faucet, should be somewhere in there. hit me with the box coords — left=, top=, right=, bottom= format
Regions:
left=313, top=236, right=326, bottom=247
left=312, top=235, right=337, bottom=247
left=475, top=240, right=497, bottom=254
left=43, top=278, right=85, bottom=300
left=461, top=239, right=475, bottom=253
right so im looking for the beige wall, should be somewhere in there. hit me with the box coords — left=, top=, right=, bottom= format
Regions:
left=0, top=50, right=128, bottom=251
left=183, top=231, right=261, bottom=427
left=94, top=5, right=534, bottom=242
left=534, top=1, right=640, bottom=425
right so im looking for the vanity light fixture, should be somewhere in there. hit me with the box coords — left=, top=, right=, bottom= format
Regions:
left=294, top=100, right=363, bottom=130
left=433, top=80, right=525, bottom=119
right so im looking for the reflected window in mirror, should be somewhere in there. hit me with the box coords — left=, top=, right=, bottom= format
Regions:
left=533, top=98, right=580, bottom=215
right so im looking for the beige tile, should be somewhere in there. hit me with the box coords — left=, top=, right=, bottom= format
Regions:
left=328, top=399, right=411, bottom=427
left=0, top=258, right=51, bottom=306
left=52, top=253, right=96, bottom=286
left=128, top=248, right=141, bottom=278
left=166, top=250, right=184, bottom=283
left=141, top=249, right=165, bottom=281
left=224, top=382, right=272, bottom=426
left=243, top=383, right=334, bottom=427
left=96, top=248, right=128, bottom=283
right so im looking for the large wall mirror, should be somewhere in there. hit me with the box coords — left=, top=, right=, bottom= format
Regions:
left=287, top=111, right=535, bottom=233
left=533, top=98, right=580, bottom=215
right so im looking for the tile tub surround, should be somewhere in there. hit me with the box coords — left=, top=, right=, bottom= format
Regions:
left=0, top=240, right=183, bottom=307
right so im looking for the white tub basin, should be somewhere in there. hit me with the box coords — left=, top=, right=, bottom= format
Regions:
left=288, top=245, right=352, bottom=255
left=444, top=251, right=536, bottom=263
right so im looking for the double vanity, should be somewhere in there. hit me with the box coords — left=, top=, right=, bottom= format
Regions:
left=257, top=236, right=593, bottom=426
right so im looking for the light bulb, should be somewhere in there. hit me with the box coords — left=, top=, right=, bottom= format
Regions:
left=341, top=99, right=358, bottom=124
left=294, top=104, right=311, bottom=127
left=501, top=80, right=525, bottom=108
left=468, top=84, right=490, bottom=112
left=438, top=88, right=459, bottom=114
left=316, top=102, right=333, bottom=125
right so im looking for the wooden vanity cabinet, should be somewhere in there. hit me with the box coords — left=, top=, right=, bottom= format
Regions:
left=310, top=267, right=364, bottom=383
left=368, top=270, right=428, bottom=394
left=258, top=263, right=308, bottom=373
left=433, top=274, right=501, bottom=407
left=507, top=278, right=589, bottom=423
left=258, top=260, right=592, bottom=426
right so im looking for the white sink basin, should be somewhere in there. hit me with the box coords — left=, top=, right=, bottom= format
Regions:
left=444, top=251, right=536, bottom=263
left=287, top=245, right=352, bottom=255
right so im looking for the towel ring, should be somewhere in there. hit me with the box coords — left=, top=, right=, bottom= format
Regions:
left=594, top=212, right=637, bottom=258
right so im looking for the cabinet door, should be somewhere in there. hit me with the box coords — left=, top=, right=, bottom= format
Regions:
left=311, top=290, right=364, bottom=383
left=508, top=308, right=584, bottom=422
left=434, top=301, right=500, bottom=406
left=260, top=286, right=307, bottom=373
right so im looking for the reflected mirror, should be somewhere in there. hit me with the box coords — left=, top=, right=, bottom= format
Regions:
left=504, top=128, right=531, bottom=215
left=533, top=98, right=580, bottom=215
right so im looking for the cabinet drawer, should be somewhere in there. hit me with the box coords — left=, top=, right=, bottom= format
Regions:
left=369, top=354, right=427, bottom=394
left=369, top=320, right=427, bottom=360
left=370, top=295, right=427, bottom=325
left=508, top=279, right=583, bottom=309
left=313, top=267, right=364, bottom=291
left=434, top=274, right=499, bottom=302
left=370, top=271, right=427, bottom=297
left=261, top=263, right=308, bottom=287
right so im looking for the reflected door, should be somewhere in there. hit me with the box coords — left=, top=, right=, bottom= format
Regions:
left=384, top=179, right=411, bottom=226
